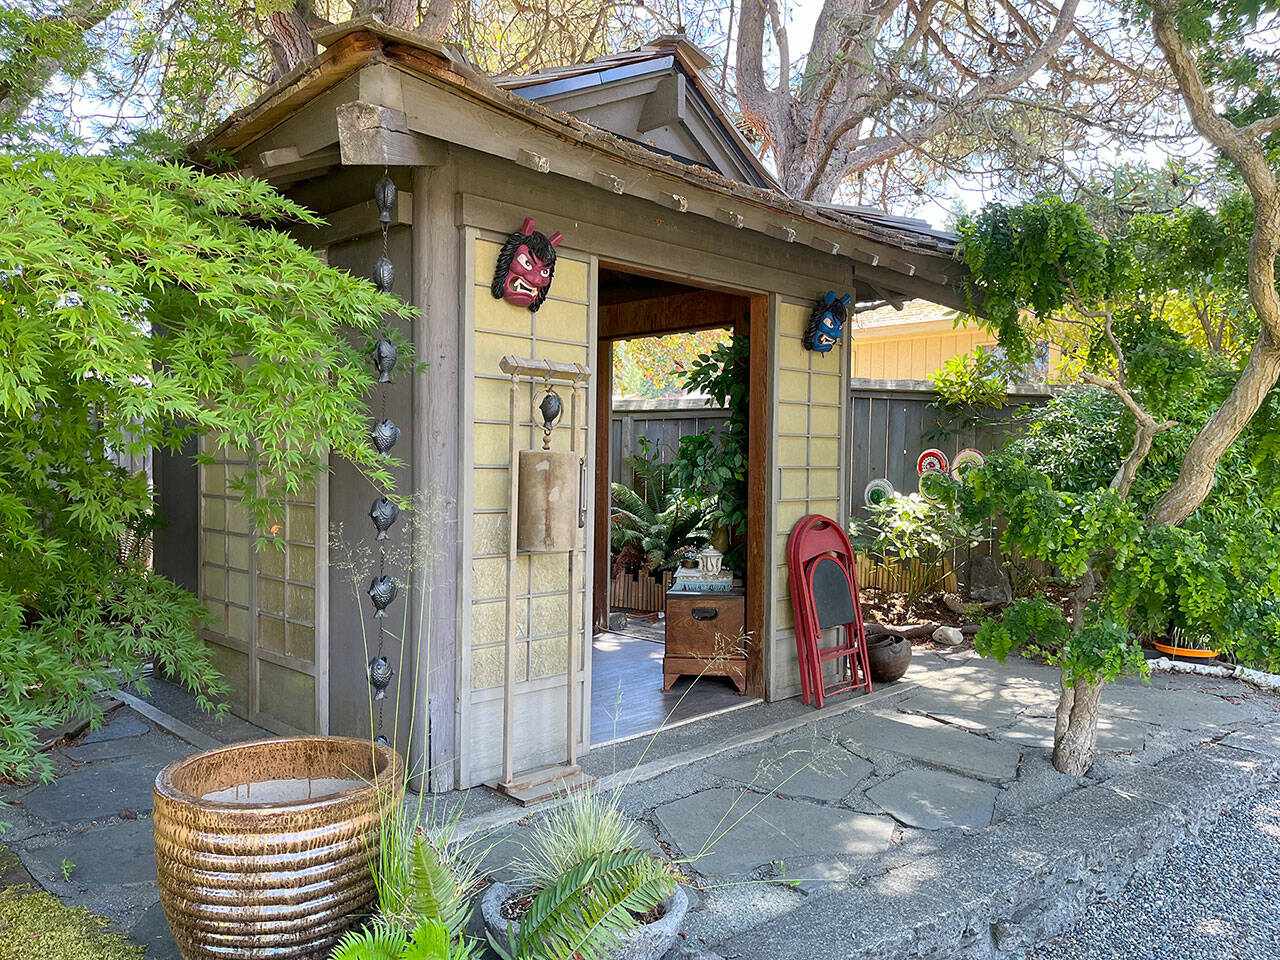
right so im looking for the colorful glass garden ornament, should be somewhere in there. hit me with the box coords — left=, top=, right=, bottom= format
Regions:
left=916, top=448, right=949, bottom=476
left=951, top=448, right=986, bottom=481
left=491, top=217, right=562, bottom=311
left=863, top=478, right=895, bottom=507
left=803, top=290, right=853, bottom=353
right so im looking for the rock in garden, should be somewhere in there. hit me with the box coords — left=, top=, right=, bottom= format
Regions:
left=941, top=593, right=967, bottom=615
left=967, top=555, right=1012, bottom=604
left=932, top=625, right=964, bottom=647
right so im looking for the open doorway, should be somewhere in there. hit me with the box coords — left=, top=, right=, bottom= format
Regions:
left=591, top=266, right=764, bottom=745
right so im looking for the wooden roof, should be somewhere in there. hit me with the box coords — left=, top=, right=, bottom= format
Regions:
left=192, top=19, right=967, bottom=309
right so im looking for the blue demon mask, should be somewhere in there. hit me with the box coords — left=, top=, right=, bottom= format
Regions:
left=804, top=291, right=853, bottom=353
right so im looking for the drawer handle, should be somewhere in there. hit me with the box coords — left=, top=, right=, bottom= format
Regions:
left=692, top=607, right=719, bottom=621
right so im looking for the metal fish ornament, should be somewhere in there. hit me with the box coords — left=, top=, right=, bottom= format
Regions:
left=374, top=177, right=397, bottom=223
left=372, top=338, right=398, bottom=383
left=374, top=734, right=390, bottom=746
left=373, top=257, right=395, bottom=292
left=370, top=496, right=399, bottom=541
left=539, top=391, right=562, bottom=432
left=371, top=418, right=400, bottom=455
left=368, top=575, right=398, bottom=617
left=368, top=656, right=394, bottom=699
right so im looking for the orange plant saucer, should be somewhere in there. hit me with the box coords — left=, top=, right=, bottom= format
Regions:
left=1152, top=639, right=1220, bottom=659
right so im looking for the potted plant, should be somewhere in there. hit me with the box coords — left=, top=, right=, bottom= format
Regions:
left=481, top=790, right=688, bottom=960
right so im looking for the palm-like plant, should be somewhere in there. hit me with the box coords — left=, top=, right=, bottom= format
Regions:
left=331, top=803, right=480, bottom=959
left=331, top=917, right=478, bottom=960
left=491, top=849, right=677, bottom=960
left=610, top=484, right=708, bottom=575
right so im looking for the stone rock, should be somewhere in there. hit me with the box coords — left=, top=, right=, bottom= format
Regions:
left=129, top=901, right=182, bottom=960
left=80, top=714, right=149, bottom=743
left=608, top=611, right=629, bottom=631
left=837, top=713, right=1023, bottom=783
left=967, top=555, right=1012, bottom=604
left=483, top=881, right=689, bottom=960
left=932, top=626, right=964, bottom=647
left=866, top=767, right=999, bottom=830
left=941, top=593, right=967, bottom=615
left=653, top=789, right=894, bottom=878
left=711, top=741, right=872, bottom=802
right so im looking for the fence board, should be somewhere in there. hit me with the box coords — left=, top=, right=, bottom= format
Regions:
left=848, top=379, right=1051, bottom=594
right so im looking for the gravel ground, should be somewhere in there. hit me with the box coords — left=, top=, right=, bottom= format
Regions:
left=1026, top=788, right=1280, bottom=960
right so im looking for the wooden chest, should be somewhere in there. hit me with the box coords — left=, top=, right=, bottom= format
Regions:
left=663, top=588, right=747, bottom=693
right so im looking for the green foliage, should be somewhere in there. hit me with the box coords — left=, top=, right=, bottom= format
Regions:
left=956, top=197, right=1115, bottom=364
left=0, top=152, right=412, bottom=780
left=374, top=814, right=475, bottom=938
left=669, top=336, right=750, bottom=570
left=849, top=491, right=985, bottom=608
left=975, top=597, right=1146, bottom=684
left=932, top=345, right=1017, bottom=410
left=493, top=849, right=677, bottom=960
left=331, top=918, right=478, bottom=960
left=1001, top=390, right=1130, bottom=495
left=0, top=884, right=144, bottom=960
left=612, top=329, right=732, bottom=399
left=610, top=483, right=708, bottom=576
left=514, top=789, right=644, bottom=893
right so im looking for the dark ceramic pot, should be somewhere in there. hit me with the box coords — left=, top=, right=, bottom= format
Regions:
left=866, top=635, right=912, bottom=683
left=153, top=736, right=403, bottom=960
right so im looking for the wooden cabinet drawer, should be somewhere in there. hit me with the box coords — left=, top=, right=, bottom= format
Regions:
left=665, top=593, right=745, bottom=659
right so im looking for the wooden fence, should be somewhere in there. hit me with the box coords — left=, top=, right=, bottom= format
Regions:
left=610, top=397, right=729, bottom=486
left=847, top=379, right=1050, bottom=593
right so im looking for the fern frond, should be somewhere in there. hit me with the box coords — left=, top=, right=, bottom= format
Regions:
left=408, top=835, right=465, bottom=936
left=516, top=849, right=676, bottom=960
left=329, top=921, right=409, bottom=960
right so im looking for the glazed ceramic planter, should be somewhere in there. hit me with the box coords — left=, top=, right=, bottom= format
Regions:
left=866, top=635, right=912, bottom=683
left=153, top=736, right=403, bottom=960
left=480, top=880, right=689, bottom=960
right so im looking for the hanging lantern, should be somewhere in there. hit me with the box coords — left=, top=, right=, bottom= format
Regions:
left=370, top=496, right=399, bottom=541
left=373, top=257, right=395, bottom=292
left=374, top=177, right=397, bottom=223
left=372, top=338, right=398, bottom=383
left=368, top=656, right=394, bottom=699
left=368, top=575, right=398, bottom=617
left=370, top=418, right=400, bottom=455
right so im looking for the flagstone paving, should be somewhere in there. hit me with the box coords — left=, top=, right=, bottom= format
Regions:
left=865, top=767, right=1000, bottom=830
left=2, top=650, right=1278, bottom=960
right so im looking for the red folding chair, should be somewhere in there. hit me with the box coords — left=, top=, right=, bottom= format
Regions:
left=786, top=514, right=873, bottom=707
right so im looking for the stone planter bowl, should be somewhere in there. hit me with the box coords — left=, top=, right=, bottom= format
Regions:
left=153, top=736, right=403, bottom=960
left=481, top=879, right=689, bottom=960
left=866, top=635, right=912, bottom=683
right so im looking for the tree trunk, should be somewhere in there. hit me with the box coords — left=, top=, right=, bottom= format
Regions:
left=267, top=3, right=317, bottom=76
left=1052, top=675, right=1106, bottom=776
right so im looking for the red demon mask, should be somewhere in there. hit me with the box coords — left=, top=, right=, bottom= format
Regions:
left=492, top=218, right=563, bottom=311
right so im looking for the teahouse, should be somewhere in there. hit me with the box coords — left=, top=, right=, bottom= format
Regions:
left=154, top=20, right=966, bottom=793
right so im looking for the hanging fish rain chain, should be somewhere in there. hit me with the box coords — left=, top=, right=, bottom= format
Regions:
left=368, top=173, right=400, bottom=747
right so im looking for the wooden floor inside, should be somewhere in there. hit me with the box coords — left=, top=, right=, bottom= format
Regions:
left=591, top=618, right=752, bottom=746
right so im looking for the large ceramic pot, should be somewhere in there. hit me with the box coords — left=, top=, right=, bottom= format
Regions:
left=480, top=880, right=689, bottom=960
left=153, top=736, right=403, bottom=960
left=866, top=635, right=912, bottom=683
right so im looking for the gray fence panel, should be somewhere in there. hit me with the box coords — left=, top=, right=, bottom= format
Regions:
left=610, top=405, right=730, bottom=486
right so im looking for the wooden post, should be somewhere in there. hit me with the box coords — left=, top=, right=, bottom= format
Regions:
left=745, top=295, right=770, bottom=699
left=493, top=355, right=594, bottom=804
left=502, top=370, right=520, bottom=786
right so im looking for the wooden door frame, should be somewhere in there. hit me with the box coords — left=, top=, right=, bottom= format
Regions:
left=592, top=269, right=769, bottom=701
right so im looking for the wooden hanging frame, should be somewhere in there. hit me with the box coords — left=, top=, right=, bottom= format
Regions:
left=492, top=355, right=594, bottom=805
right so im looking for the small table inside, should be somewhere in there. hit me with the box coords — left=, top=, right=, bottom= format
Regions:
left=663, top=585, right=747, bottom=693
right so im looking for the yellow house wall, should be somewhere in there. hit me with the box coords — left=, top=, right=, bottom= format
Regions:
left=770, top=298, right=848, bottom=701
left=849, top=317, right=1064, bottom=381
left=461, top=233, right=593, bottom=786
